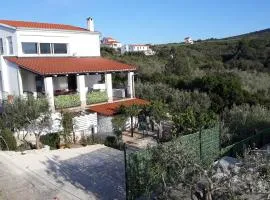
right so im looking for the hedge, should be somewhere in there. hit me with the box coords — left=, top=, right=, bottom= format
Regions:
left=87, top=91, right=108, bottom=105
left=40, top=133, right=60, bottom=149
left=54, top=94, right=81, bottom=109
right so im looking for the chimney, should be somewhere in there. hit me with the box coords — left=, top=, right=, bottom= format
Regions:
left=87, top=17, right=94, bottom=31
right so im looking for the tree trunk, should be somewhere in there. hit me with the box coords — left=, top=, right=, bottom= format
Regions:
left=73, top=131, right=76, bottom=144
left=35, top=134, right=40, bottom=149
left=130, top=116, right=134, bottom=137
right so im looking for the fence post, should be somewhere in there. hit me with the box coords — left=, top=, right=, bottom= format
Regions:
left=124, top=143, right=129, bottom=200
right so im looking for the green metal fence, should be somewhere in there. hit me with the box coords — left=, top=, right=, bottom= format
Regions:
left=126, top=125, right=220, bottom=199
left=125, top=127, right=270, bottom=199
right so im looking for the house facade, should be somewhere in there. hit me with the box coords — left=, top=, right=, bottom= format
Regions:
left=101, top=37, right=122, bottom=49
left=0, top=18, right=136, bottom=111
left=184, top=37, right=194, bottom=44
left=121, top=44, right=155, bottom=56
left=0, top=18, right=145, bottom=138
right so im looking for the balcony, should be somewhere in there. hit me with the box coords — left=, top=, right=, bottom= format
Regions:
left=17, top=69, right=135, bottom=111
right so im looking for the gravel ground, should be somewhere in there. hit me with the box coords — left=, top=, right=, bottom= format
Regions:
left=0, top=145, right=125, bottom=200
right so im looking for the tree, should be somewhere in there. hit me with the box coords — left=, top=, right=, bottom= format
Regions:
left=27, top=112, right=52, bottom=149
left=111, top=114, right=126, bottom=142
left=61, top=111, right=74, bottom=144
left=147, top=101, right=169, bottom=142
left=119, top=104, right=141, bottom=137
left=1, top=96, right=51, bottom=149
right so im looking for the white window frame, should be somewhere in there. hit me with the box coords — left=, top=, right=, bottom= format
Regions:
left=39, top=43, right=52, bottom=55
left=7, top=36, right=13, bottom=55
left=0, top=38, right=3, bottom=55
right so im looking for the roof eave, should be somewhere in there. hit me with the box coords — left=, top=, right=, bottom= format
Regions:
left=0, top=23, right=16, bottom=30
left=16, top=27, right=101, bottom=34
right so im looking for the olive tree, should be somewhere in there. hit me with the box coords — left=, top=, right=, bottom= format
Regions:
left=1, top=96, right=52, bottom=149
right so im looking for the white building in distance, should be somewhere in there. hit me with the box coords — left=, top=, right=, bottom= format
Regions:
left=184, top=37, right=194, bottom=44
left=121, top=44, right=155, bottom=56
left=101, top=37, right=122, bottom=49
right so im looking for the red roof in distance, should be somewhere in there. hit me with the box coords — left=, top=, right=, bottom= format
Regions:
left=0, top=19, right=88, bottom=32
left=89, top=98, right=149, bottom=116
left=5, top=57, right=136, bottom=75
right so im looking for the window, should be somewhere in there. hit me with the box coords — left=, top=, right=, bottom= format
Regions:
left=22, top=42, right=38, bottom=54
left=7, top=36, right=13, bottom=55
left=53, top=43, right=67, bottom=54
left=0, top=38, right=3, bottom=55
left=40, top=43, right=51, bottom=54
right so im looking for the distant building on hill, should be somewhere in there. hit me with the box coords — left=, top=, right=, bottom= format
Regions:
left=101, top=37, right=122, bottom=49
left=121, top=44, right=155, bottom=56
left=184, top=37, right=194, bottom=44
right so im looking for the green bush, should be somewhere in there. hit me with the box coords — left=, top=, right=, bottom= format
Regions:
left=40, top=133, right=60, bottom=149
left=222, top=104, right=270, bottom=146
left=80, top=134, right=105, bottom=146
left=54, top=94, right=81, bottom=109
left=0, top=129, right=17, bottom=151
left=104, top=136, right=123, bottom=150
left=86, top=91, right=108, bottom=105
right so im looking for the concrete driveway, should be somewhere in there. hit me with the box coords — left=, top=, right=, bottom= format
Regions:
left=0, top=145, right=125, bottom=200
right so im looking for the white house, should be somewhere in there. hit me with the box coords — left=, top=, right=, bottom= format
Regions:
left=121, top=44, right=155, bottom=56
left=0, top=18, right=146, bottom=137
left=101, top=37, right=122, bottom=49
left=184, top=37, right=194, bottom=44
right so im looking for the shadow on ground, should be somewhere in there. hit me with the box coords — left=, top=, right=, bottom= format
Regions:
left=42, top=147, right=125, bottom=200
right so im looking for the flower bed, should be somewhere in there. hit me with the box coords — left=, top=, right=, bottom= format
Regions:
left=87, top=91, right=108, bottom=105
left=54, top=94, right=81, bottom=109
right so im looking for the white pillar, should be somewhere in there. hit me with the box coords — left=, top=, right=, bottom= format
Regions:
left=127, top=71, right=134, bottom=98
left=17, top=69, right=23, bottom=96
left=0, top=56, right=10, bottom=95
left=76, top=75, right=87, bottom=107
left=44, top=77, right=55, bottom=112
left=105, top=73, right=113, bottom=102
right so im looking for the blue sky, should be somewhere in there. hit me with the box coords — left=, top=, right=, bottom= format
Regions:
left=1, top=0, right=269, bottom=44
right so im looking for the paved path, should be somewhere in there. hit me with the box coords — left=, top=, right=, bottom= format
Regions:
left=0, top=145, right=125, bottom=200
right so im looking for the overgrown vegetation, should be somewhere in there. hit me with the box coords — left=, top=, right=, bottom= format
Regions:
left=86, top=91, right=108, bottom=105
left=0, top=129, right=17, bottom=151
left=102, top=31, right=270, bottom=145
left=54, top=94, right=81, bottom=109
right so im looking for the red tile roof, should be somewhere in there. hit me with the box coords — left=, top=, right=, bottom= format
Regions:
left=0, top=19, right=88, bottom=32
left=89, top=98, right=149, bottom=116
left=5, top=57, right=136, bottom=75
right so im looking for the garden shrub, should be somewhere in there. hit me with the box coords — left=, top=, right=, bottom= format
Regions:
left=54, top=94, right=81, bottom=109
left=86, top=91, right=108, bottom=105
left=104, top=136, right=123, bottom=150
left=0, top=129, right=17, bottom=151
left=40, top=133, right=60, bottom=149
left=80, top=134, right=105, bottom=146
left=222, top=104, right=270, bottom=146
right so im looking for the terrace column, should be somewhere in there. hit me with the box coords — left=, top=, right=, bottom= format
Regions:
left=17, top=69, right=23, bottom=96
left=127, top=71, right=134, bottom=98
left=76, top=75, right=87, bottom=107
left=44, top=77, right=55, bottom=112
left=105, top=73, right=113, bottom=102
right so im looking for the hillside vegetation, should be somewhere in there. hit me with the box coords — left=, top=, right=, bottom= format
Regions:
left=102, top=28, right=270, bottom=146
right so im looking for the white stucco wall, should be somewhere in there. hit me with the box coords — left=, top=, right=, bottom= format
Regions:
left=21, top=69, right=37, bottom=94
left=8, top=62, right=20, bottom=95
left=16, top=29, right=100, bottom=57
left=98, top=115, right=114, bottom=135
left=0, top=26, right=17, bottom=56
left=0, top=24, right=100, bottom=57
